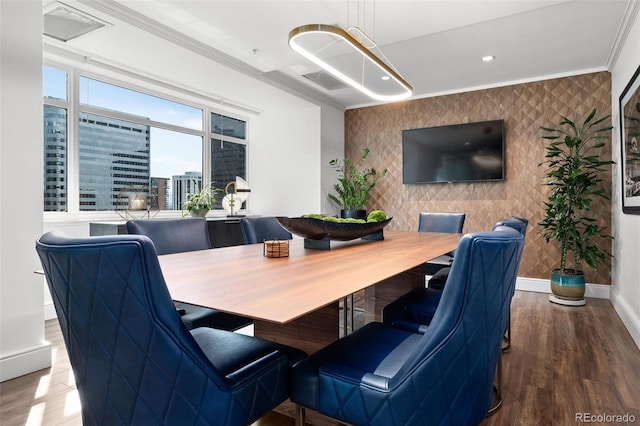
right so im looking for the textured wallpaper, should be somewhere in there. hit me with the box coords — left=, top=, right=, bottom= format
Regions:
left=344, top=72, right=613, bottom=284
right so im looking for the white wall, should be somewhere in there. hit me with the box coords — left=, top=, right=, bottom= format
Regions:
left=320, top=107, right=345, bottom=215
left=0, top=0, right=52, bottom=381
left=610, top=8, right=640, bottom=349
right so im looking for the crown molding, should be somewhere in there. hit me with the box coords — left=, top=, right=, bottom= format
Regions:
left=606, top=0, right=640, bottom=71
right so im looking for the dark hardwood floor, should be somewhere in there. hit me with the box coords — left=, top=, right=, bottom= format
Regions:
left=1, top=291, right=639, bottom=425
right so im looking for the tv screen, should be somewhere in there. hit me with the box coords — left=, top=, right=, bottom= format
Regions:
left=402, top=119, right=505, bottom=184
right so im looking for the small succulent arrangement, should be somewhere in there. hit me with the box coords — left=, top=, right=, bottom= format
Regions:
left=182, top=181, right=222, bottom=217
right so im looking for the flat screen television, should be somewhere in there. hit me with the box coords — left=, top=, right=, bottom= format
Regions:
left=402, top=119, right=505, bottom=184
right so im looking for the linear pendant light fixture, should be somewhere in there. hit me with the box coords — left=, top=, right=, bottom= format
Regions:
left=288, top=24, right=412, bottom=102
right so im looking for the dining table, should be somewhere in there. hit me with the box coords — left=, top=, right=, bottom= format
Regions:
left=158, top=230, right=461, bottom=356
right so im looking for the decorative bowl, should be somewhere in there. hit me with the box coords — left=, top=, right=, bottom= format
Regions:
left=276, top=216, right=392, bottom=241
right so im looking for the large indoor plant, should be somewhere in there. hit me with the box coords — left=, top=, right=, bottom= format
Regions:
left=538, top=108, right=614, bottom=305
left=182, top=181, right=221, bottom=217
left=328, top=148, right=387, bottom=218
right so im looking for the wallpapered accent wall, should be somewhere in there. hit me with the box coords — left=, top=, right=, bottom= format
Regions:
left=344, top=72, right=612, bottom=284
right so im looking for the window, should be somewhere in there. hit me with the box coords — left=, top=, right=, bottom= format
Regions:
left=44, top=66, right=67, bottom=101
left=43, top=66, right=68, bottom=212
left=43, top=105, right=68, bottom=211
left=80, top=77, right=202, bottom=130
left=210, top=112, right=247, bottom=209
left=43, top=65, right=248, bottom=214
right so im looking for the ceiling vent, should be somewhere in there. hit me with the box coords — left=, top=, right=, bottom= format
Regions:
left=302, top=70, right=347, bottom=91
left=44, top=2, right=109, bottom=42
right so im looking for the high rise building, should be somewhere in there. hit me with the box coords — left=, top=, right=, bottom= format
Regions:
left=77, top=113, right=150, bottom=211
left=43, top=105, right=68, bottom=211
left=150, top=177, right=169, bottom=210
left=173, top=171, right=202, bottom=210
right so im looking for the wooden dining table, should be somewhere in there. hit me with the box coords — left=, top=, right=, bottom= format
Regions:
left=158, top=230, right=461, bottom=355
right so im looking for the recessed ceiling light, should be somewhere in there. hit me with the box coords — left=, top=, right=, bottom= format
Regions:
left=481, top=55, right=495, bottom=62
left=381, top=75, right=390, bottom=81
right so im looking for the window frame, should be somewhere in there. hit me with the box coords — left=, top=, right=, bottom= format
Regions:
left=43, top=61, right=249, bottom=219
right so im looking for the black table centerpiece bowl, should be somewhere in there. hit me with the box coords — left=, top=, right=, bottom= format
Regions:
left=276, top=216, right=392, bottom=241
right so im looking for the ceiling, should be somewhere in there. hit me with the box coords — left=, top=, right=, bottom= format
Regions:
left=44, top=0, right=637, bottom=109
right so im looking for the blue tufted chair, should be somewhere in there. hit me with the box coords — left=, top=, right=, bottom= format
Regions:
left=291, top=228, right=524, bottom=426
left=430, top=215, right=527, bottom=290
left=490, top=216, right=528, bottom=350
left=427, top=216, right=528, bottom=334
left=36, top=232, right=306, bottom=426
left=386, top=216, right=528, bottom=333
left=126, top=218, right=252, bottom=331
left=418, top=212, right=466, bottom=276
left=239, top=216, right=292, bottom=244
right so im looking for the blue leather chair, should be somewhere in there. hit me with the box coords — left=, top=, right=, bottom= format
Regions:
left=126, top=218, right=252, bottom=331
left=490, top=216, right=528, bottom=350
left=291, top=228, right=524, bottom=426
left=386, top=216, right=528, bottom=333
left=239, top=216, right=292, bottom=244
left=36, top=232, right=306, bottom=426
left=418, top=212, right=466, bottom=275
left=429, top=215, right=527, bottom=290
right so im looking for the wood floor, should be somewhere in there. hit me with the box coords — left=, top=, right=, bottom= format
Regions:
left=1, top=291, right=639, bottom=425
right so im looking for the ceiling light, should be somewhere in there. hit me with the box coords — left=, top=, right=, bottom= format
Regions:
left=481, top=55, right=495, bottom=62
left=289, top=24, right=412, bottom=102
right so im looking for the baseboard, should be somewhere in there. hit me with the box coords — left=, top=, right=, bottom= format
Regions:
left=44, top=302, right=57, bottom=321
left=609, top=290, right=640, bottom=350
left=0, top=342, right=52, bottom=382
left=515, top=277, right=610, bottom=299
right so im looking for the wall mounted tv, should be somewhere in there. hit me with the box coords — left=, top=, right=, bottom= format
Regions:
left=402, top=119, right=505, bottom=184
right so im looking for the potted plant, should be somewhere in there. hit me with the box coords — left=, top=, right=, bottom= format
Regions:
left=538, top=108, right=614, bottom=305
left=328, top=148, right=387, bottom=218
left=182, top=181, right=222, bottom=217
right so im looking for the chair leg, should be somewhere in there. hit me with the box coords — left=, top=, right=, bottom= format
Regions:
left=295, top=404, right=306, bottom=426
left=502, top=310, right=511, bottom=351
left=342, top=296, right=349, bottom=337
left=487, top=350, right=503, bottom=416
left=350, top=293, right=354, bottom=332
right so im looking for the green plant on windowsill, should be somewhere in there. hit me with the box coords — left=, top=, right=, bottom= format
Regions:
left=328, top=148, right=387, bottom=213
left=182, top=181, right=222, bottom=217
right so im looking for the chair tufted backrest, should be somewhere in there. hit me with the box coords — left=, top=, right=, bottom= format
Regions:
left=492, top=215, right=528, bottom=237
left=239, top=216, right=292, bottom=244
left=418, top=212, right=466, bottom=259
left=35, top=232, right=280, bottom=425
left=125, top=218, right=211, bottom=255
left=418, top=212, right=466, bottom=233
left=392, top=228, right=524, bottom=424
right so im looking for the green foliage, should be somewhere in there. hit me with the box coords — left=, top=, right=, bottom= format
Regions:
left=328, top=148, right=387, bottom=210
left=303, top=214, right=368, bottom=223
left=367, top=210, right=387, bottom=222
left=538, top=108, right=614, bottom=273
left=303, top=213, right=324, bottom=219
left=182, top=181, right=222, bottom=217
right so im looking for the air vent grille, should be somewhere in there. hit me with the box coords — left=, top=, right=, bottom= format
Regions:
left=44, top=2, right=108, bottom=42
left=302, top=71, right=347, bottom=91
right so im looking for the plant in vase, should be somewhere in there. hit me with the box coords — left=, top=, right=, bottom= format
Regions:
left=328, top=148, right=387, bottom=219
left=182, top=181, right=222, bottom=217
left=538, top=108, right=614, bottom=306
